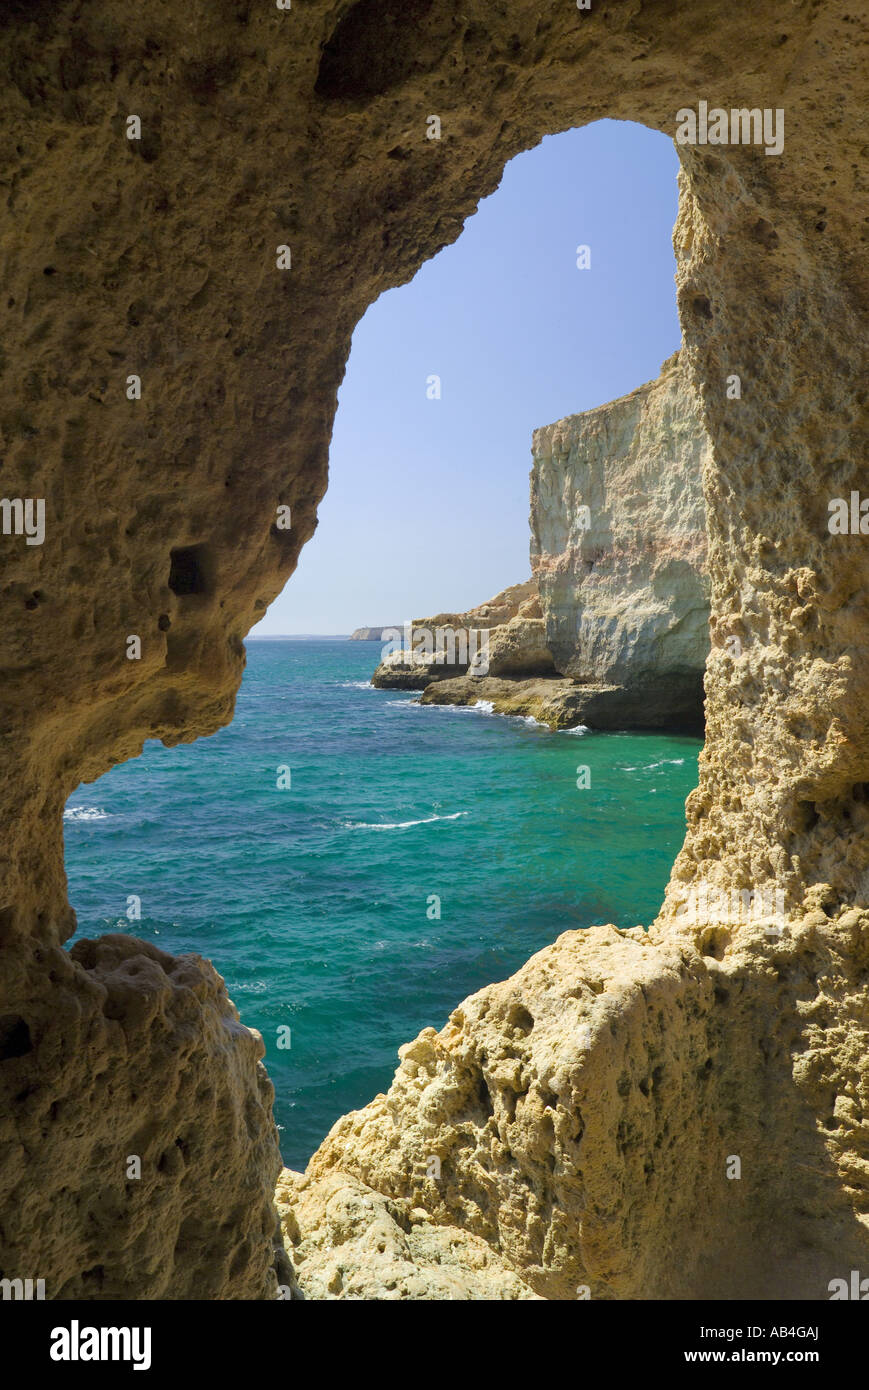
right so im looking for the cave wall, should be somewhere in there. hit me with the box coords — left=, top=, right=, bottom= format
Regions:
left=1, top=0, right=866, bottom=1297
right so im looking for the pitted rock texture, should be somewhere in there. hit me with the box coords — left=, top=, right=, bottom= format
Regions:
left=289, top=917, right=869, bottom=1300
left=277, top=1169, right=540, bottom=1300
left=0, top=936, right=282, bottom=1299
left=371, top=579, right=550, bottom=687
left=531, top=352, right=711, bottom=731
left=1, top=0, right=867, bottom=1300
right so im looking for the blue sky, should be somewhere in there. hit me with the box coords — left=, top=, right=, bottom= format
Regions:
left=255, top=119, right=681, bottom=635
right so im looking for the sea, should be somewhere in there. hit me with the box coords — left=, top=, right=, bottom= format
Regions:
left=63, top=637, right=701, bottom=1170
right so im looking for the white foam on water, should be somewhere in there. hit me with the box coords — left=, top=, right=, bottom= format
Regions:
left=619, top=758, right=686, bottom=772
left=344, top=811, right=468, bottom=831
left=63, top=806, right=109, bottom=822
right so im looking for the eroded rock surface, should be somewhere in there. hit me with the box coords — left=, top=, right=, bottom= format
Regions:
left=287, top=914, right=869, bottom=1300
left=1, top=936, right=282, bottom=1299
left=371, top=579, right=550, bottom=687
left=277, top=1169, right=540, bottom=1300
left=531, top=351, right=711, bottom=730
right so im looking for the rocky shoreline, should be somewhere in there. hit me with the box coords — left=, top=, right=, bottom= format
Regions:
left=371, top=353, right=710, bottom=735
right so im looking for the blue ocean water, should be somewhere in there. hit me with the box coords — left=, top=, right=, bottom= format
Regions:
left=64, top=639, right=701, bottom=1169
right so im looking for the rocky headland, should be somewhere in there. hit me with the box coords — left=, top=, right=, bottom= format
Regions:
left=373, top=352, right=711, bottom=732
left=349, top=626, right=398, bottom=641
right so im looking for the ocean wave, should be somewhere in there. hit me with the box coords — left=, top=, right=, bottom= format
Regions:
left=63, top=806, right=109, bottom=822
left=344, top=811, right=468, bottom=831
left=619, top=758, right=686, bottom=772
left=564, top=725, right=591, bottom=736
left=337, top=681, right=374, bottom=690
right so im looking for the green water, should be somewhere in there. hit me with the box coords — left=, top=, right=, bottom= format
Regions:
left=64, top=638, right=701, bottom=1168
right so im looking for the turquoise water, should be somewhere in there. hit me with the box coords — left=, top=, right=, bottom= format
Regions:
left=64, top=638, right=701, bottom=1169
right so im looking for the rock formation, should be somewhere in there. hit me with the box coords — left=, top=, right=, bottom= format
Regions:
left=349, top=627, right=398, bottom=641
left=284, top=908, right=869, bottom=1299
left=531, top=350, right=711, bottom=730
left=377, top=353, right=712, bottom=732
left=1, top=0, right=867, bottom=1302
left=371, top=579, right=552, bottom=687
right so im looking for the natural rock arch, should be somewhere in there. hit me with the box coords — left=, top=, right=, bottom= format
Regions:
left=0, top=0, right=866, bottom=1297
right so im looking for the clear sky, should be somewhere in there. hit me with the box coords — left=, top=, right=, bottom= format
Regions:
left=254, top=119, right=681, bottom=635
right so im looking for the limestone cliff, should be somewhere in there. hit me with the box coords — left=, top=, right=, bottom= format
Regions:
left=349, top=627, right=398, bottom=641
left=371, top=579, right=553, bottom=687
left=1, top=0, right=867, bottom=1304
left=374, top=355, right=711, bottom=731
left=531, top=351, right=711, bottom=730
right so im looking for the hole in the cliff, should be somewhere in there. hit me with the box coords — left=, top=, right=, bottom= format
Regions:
left=476, top=1076, right=494, bottom=1114
left=508, top=1004, right=534, bottom=1035
left=168, top=545, right=210, bottom=597
left=65, top=121, right=705, bottom=1180
left=138, top=129, right=162, bottom=163
left=0, top=1014, right=32, bottom=1060
left=750, top=218, right=779, bottom=249
left=797, top=800, right=821, bottom=833
left=692, top=294, right=713, bottom=320
left=316, top=0, right=447, bottom=101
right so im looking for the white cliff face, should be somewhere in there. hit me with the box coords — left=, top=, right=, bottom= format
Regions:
left=531, top=353, right=711, bottom=725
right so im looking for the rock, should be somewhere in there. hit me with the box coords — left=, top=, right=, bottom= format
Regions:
left=371, top=580, right=548, bottom=687
left=0, top=936, right=282, bottom=1299
left=374, top=355, right=710, bottom=730
left=288, top=918, right=869, bottom=1300
left=487, top=616, right=557, bottom=678
left=349, top=627, right=398, bottom=641
left=531, top=351, right=711, bottom=728
left=277, top=1168, right=540, bottom=1300
left=418, top=675, right=600, bottom=729
left=419, top=674, right=700, bottom=731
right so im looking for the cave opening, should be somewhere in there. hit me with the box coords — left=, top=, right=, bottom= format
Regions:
left=63, top=120, right=706, bottom=1172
